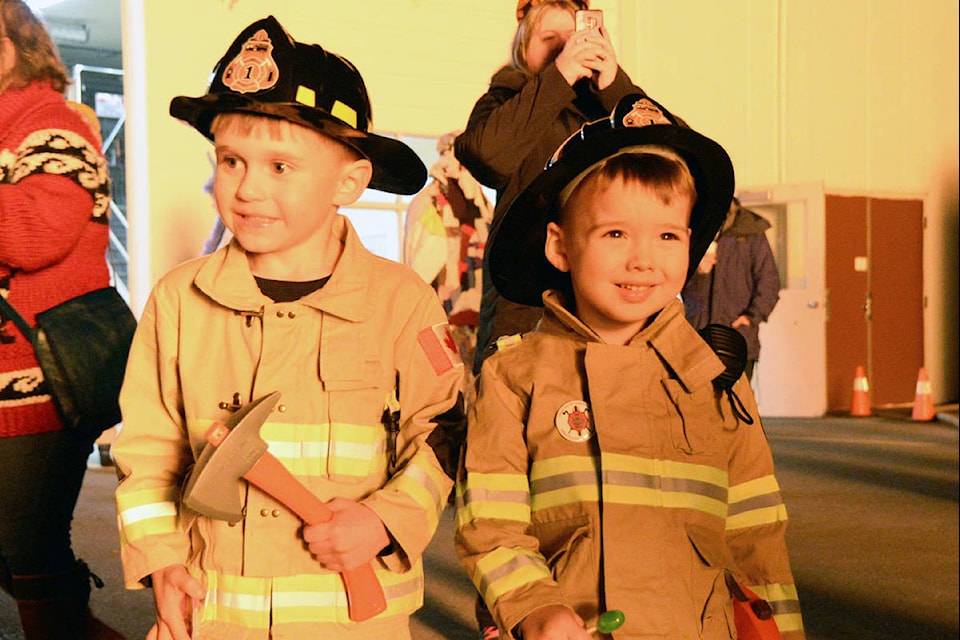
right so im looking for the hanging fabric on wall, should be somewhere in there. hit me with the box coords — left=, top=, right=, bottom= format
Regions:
left=404, top=132, right=493, bottom=328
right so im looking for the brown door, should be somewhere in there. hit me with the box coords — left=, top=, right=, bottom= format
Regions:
left=825, top=195, right=924, bottom=411
left=870, top=198, right=924, bottom=405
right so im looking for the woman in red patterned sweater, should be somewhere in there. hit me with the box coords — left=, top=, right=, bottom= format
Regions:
left=0, top=1, right=120, bottom=637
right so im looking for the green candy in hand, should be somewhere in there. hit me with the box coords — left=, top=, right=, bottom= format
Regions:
left=595, top=609, right=625, bottom=633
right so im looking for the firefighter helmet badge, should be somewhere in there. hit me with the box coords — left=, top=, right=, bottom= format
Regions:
left=555, top=400, right=593, bottom=443
left=222, top=28, right=279, bottom=94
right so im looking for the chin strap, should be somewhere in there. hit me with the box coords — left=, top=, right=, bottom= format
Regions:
left=698, top=324, right=755, bottom=425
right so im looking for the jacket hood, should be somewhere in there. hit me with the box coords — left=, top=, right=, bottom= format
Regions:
left=724, top=206, right=772, bottom=237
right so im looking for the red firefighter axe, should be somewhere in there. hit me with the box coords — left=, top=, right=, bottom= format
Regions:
left=182, top=391, right=388, bottom=622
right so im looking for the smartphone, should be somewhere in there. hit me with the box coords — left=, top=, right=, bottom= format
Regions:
left=575, top=9, right=603, bottom=33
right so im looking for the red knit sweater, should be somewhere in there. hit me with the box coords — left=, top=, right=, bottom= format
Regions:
left=0, top=81, right=112, bottom=437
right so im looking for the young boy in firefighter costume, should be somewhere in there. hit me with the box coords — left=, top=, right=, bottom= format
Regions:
left=455, top=95, right=805, bottom=639
left=112, top=16, right=464, bottom=640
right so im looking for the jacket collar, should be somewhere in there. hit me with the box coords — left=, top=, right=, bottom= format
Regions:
left=540, top=290, right=724, bottom=392
left=193, top=214, right=379, bottom=323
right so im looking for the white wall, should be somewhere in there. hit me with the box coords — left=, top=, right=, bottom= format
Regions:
left=122, top=0, right=958, bottom=402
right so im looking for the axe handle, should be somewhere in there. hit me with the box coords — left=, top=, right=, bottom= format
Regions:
left=243, top=452, right=389, bottom=622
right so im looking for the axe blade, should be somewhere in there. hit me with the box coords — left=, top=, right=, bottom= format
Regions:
left=182, top=391, right=281, bottom=522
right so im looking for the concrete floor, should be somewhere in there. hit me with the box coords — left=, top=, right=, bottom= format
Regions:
left=2, top=405, right=957, bottom=639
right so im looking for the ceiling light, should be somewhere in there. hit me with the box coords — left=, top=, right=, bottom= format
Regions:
left=47, top=21, right=89, bottom=44
left=27, top=0, right=67, bottom=11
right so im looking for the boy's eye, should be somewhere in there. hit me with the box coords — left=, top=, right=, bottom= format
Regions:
left=219, top=156, right=238, bottom=168
left=660, top=232, right=681, bottom=241
left=272, top=162, right=288, bottom=174
left=605, top=229, right=625, bottom=239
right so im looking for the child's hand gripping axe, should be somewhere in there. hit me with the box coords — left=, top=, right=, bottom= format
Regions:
left=181, top=391, right=388, bottom=622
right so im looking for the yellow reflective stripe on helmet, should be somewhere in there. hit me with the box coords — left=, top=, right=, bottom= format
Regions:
left=726, top=474, right=788, bottom=530
left=455, top=472, right=531, bottom=526
left=116, top=486, right=180, bottom=541
left=474, top=547, right=551, bottom=606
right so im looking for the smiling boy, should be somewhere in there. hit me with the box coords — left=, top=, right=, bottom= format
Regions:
left=456, top=95, right=805, bottom=639
left=113, top=16, right=464, bottom=640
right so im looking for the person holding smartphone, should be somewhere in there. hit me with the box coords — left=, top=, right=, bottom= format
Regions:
left=455, top=1, right=683, bottom=383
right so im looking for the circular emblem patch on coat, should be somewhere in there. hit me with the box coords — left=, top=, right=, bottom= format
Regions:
left=555, top=400, right=593, bottom=443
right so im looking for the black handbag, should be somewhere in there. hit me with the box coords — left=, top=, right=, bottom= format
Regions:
left=0, top=287, right=137, bottom=437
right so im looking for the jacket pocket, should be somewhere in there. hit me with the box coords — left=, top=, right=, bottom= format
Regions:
left=534, top=515, right=600, bottom=614
left=661, top=379, right=721, bottom=455
left=686, top=524, right=737, bottom=638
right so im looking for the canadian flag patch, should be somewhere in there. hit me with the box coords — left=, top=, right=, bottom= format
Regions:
left=417, top=323, right=461, bottom=376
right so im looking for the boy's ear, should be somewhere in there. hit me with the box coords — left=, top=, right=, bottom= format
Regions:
left=332, top=158, right=373, bottom=206
left=544, top=221, right=571, bottom=273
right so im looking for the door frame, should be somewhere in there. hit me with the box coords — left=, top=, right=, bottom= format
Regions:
left=738, top=182, right=827, bottom=417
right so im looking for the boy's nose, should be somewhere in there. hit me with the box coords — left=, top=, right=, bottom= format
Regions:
left=625, top=241, right=654, bottom=270
left=236, top=171, right=266, bottom=201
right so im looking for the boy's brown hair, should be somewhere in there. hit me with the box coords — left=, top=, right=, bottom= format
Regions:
left=209, top=112, right=363, bottom=164
left=558, top=147, right=698, bottom=226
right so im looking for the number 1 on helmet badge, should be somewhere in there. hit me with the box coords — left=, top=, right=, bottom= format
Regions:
left=223, top=28, right=279, bottom=94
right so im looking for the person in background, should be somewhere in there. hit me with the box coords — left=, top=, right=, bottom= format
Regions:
left=455, top=0, right=664, bottom=378
left=456, top=94, right=805, bottom=640
left=0, top=1, right=122, bottom=638
left=682, top=196, right=781, bottom=381
left=112, top=15, right=464, bottom=639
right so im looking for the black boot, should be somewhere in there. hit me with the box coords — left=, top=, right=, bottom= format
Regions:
left=8, top=560, right=125, bottom=640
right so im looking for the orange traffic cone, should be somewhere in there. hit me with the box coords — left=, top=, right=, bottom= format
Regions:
left=911, top=367, right=936, bottom=421
left=851, top=365, right=871, bottom=416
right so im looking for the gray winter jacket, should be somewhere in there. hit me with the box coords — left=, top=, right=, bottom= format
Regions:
left=682, top=206, right=781, bottom=361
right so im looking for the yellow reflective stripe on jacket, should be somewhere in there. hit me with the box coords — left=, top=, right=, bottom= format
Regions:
left=263, top=421, right=386, bottom=479
left=388, top=451, right=450, bottom=531
left=474, top=546, right=551, bottom=606
left=726, top=473, right=789, bottom=530
left=455, top=472, right=531, bottom=526
left=529, top=455, right=600, bottom=510
left=195, top=564, right=423, bottom=629
left=533, top=454, right=730, bottom=518
left=748, top=581, right=803, bottom=633
left=115, top=486, right=179, bottom=541
left=199, top=571, right=271, bottom=631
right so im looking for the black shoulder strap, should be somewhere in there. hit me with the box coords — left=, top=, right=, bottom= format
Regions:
left=698, top=324, right=754, bottom=425
left=0, top=295, right=37, bottom=345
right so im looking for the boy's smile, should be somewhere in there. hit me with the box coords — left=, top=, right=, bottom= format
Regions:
left=212, top=117, right=371, bottom=281
left=545, top=178, right=692, bottom=345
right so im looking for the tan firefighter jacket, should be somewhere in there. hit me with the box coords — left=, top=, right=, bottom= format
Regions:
left=114, top=216, right=464, bottom=640
left=456, top=292, right=804, bottom=639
